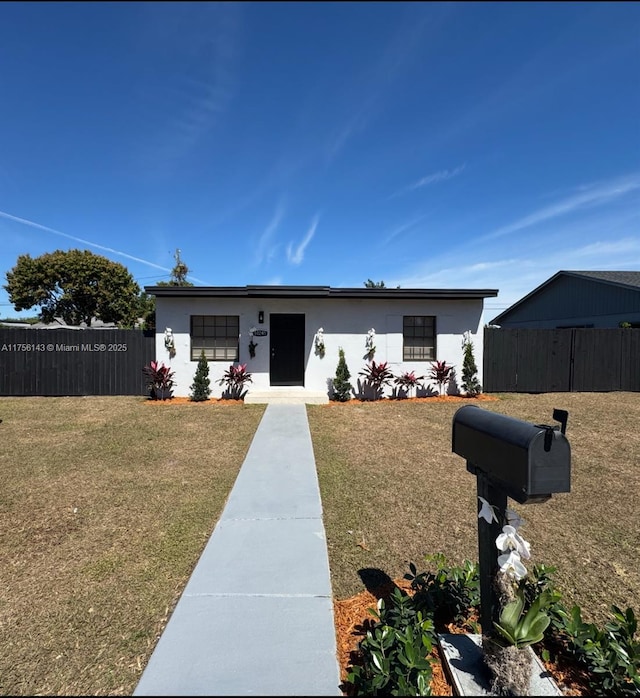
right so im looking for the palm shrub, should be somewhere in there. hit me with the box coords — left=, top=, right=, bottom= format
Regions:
left=218, top=363, right=253, bottom=400
left=332, top=347, right=352, bottom=402
left=461, top=331, right=482, bottom=397
left=429, top=359, right=454, bottom=397
left=189, top=350, right=211, bottom=401
left=358, top=360, right=394, bottom=400
left=393, top=370, right=425, bottom=399
left=142, top=360, right=175, bottom=400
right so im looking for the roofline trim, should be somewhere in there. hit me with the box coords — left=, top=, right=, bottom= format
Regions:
left=144, top=285, right=498, bottom=300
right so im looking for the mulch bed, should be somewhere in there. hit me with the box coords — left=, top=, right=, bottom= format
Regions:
left=144, top=395, right=499, bottom=406
left=324, top=394, right=499, bottom=406
left=334, top=578, right=592, bottom=696
left=143, top=397, right=242, bottom=405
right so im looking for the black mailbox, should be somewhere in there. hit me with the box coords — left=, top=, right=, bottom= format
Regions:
left=452, top=405, right=571, bottom=504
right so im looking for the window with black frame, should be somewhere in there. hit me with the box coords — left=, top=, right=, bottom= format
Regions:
left=403, top=315, right=436, bottom=360
left=190, top=315, right=239, bottom=361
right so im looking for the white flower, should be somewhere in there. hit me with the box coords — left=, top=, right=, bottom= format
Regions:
left=506, top=508, right=526, bottom=530
left=496, top=524, right=531, bottom=559
left=366, top=328, right=376, bottom=352
left=477, top=496, right=499, bottom=524
left=498, top=549, right=528, bottom=580
left=249, top=327, right=257, bottom=336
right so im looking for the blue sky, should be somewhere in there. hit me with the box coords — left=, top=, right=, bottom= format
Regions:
left=1, top=1, right=639, bottom=322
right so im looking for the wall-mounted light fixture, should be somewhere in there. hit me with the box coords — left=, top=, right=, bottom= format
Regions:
left=258, top=311, right=264, bottom=324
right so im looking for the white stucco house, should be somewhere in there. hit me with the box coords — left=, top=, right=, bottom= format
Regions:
left=146, top=285, right=498, bottom=403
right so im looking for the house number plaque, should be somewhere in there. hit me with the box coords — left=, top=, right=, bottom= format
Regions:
left=252, top=329, right=268, bottom=336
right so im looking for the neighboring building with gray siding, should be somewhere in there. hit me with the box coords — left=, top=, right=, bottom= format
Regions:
left=489, top=271, right=640, bottom=329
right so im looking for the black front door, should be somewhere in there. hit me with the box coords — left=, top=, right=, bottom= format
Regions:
left=270, top=314, right=305, bottom=386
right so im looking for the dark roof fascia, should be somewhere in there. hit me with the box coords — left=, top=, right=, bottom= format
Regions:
left=144, top=285, right=498, bottom=300
left=489, top=270, right=640, bottom=324
left=327, top=288, right=498, bottom=300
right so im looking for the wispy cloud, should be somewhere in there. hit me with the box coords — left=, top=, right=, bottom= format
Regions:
left=397, top=258, right=519, bottom=289
left=325, top=110, right=371, bottom=165
left=0, top=209, right=209, bottom=283
left=286, top=214, right=319, bottom=265
left=382, top=213, right=430, bottom=245
left=395, top=228, right=640, bottom=318
left=324, top=4, right=455, bottom=164
left=574, top=237, right=640, bottom=257
left=137, top=3, right=242, bottom=169
left=254, top=201, right=285, bottom=266
left=482, top=173, right=640, bottom=241
left=424, top=13, right=640, bottom=155
left=389, top=164, right=466, bottom=199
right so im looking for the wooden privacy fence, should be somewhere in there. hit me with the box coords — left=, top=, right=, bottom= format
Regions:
left=483, top=328, right=640, bottom=393
left=4, top=327, right=638, bottom=396
left=0, top=329, right=155, bottom=396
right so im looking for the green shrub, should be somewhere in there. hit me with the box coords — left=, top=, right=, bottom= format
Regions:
left=345, top=588, right=435, bottom=696
left=346, top=556, right=640, bottom=697
left=189, top=350, right=211, bottom=401
left=405, top=554, right=480, bottom=629
left=461, top=331, right=482, bottom=396
left=345, top=555, right=480, bottom=696
left=332, top=347, right=352, bottom=402
left=557, top=604, right=640, bottom=695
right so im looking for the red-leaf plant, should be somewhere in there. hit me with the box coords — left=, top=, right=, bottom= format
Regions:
left=393, top=370, right=425, bottom=399
left=429, top=359, right=455, bottom=397
left=142, top=360, right=176, bottom=400
left=358, top=360, right=395, bottom=400
left=218, top=363, right=253, bottom=400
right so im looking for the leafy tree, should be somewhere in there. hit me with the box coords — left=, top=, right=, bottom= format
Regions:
left=4, top=249, right=141, bottom=327
left=137, top=291, right=156, bottom=332
left=156, top=249, right=194, bottom=287
left=190, top=350, right=211, bottom=402
left=332, top=347, right=352, bottom=402
left=142, top=249, right=194, bottom=330
left=364, top=279, right=401, bottom=288
left=461, top=331, right=482, bottom=397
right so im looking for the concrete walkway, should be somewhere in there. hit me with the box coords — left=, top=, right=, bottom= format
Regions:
left=134, top=403, right=342, bottom=696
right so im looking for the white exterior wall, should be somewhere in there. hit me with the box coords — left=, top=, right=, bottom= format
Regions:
left=155, top=297, right=486, bottom=398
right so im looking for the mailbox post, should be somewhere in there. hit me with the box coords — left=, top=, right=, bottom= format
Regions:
left=452, top=405, right=571, bottom=635
left=475, top=472, right=507, bottom=633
